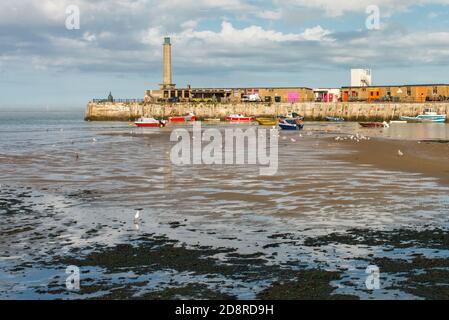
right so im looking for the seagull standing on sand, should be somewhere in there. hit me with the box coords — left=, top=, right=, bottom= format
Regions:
left=134, top=210, right=141, bottom=224
left=398, top=150, right=404, bottom=157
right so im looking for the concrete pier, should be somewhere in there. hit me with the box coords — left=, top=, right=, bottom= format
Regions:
left=84, top=102, right=449, bottom=122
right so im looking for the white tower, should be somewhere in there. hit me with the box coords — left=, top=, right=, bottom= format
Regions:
left=351, top=69, right=372, bottom=87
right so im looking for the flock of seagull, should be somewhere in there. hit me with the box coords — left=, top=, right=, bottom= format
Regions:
left=334, top=133, right=371, bottom=143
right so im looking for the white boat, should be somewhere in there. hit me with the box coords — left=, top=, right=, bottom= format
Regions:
left=400, top=108, right=447, bottom=123
left=226, top=114, right=254, bottom=121
left=135, top=117, right=166, bottom=127
left=390, top=120, right=408, bottom=124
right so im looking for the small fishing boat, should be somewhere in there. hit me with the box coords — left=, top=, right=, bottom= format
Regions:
left=281, top=113, right=304, bottom=121
left=390, top=120, right=408, bottom=124
left=400, top=108, right=447, bottom=123
left=256, top=118, right=277, bottom=126
left=169, top=112, right=196, bottom=122
left=325, top=116, right=345, bottom=122
left=359, top=121, right=389, bottom=128
left=279, top=119, right=304, bottom=131
left=135, top=117, right=167, bottom=128
left=226, top=114, right=254, bottom=122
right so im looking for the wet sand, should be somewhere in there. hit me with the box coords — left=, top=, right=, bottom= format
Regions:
left=330, top=138, right=449, bottom=186
left=2, top=117, right=449, bottom=300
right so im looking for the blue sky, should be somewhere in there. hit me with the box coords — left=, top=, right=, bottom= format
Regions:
left=1, top=0, right=449, bottom=109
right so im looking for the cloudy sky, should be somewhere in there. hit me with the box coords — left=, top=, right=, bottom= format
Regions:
left=1, top=0, right=449, bottom=108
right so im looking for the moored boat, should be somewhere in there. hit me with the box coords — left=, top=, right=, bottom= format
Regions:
left=400, top=108, right=447, bottom=123
left=325, top=116, right=345, bottom=122
left=135, top=117, right=167, bottom=127
left=169, top=112, right=196, bottom=122
left=279, top=119, right=304, bottom=131
left=280, top=112, right=304, bottom=121
left=390, top=120, right=408, bottom=124
left=226, top=114, right=254, bottom=122
left=256, top=118, right=277, bottom=126
left=359, top=121, right=389, bottom=128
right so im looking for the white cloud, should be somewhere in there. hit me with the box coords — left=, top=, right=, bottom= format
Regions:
left=161, top=21, right=334, bottom=45
left=2, top=0, right=449, bottom=85
left=257, top=9, right=282, bottom=20
left=280, top=0, right=449, bottom=17
left=83, top=32, right=96, bottom=42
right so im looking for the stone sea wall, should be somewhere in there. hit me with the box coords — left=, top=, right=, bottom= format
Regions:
left=85, top=102, right=449, bottom=122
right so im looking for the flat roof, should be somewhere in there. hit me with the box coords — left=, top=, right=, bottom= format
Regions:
left=191, top=87, right=313, bottom=90
left=149, top=86, right=313, bottom=90
left=342, top=84, right=449, bottom=88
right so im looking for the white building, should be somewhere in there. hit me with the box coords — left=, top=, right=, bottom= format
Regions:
left=313, top=88, right=341, bottom=102
left=351, top=69, right=372, bottom=87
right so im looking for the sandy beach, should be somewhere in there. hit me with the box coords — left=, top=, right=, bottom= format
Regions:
left=330, top=138, right=449, bottom=186
left=1, top=115, right=449, bottom=300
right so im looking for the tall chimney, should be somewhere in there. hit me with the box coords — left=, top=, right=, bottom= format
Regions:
left=161, top=37, right=174, bottom=89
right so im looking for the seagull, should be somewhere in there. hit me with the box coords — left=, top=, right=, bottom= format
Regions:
left=134, top=210, right=141, bottom=224
left=92, top=138, right=97, bottom=143
left=290, top=138, right=296, bottom=142
left=398, top=150, right=404, bottom=157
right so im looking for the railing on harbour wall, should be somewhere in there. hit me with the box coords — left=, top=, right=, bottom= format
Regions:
left=92, top=99, right=145, bottom=104
left=91, top=98, right=449, bottom=104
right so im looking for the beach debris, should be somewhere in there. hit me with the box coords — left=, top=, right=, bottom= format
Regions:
left=290, top=138, right=296, bottom=142
left=282, top=136, right=287, bottom=140
left=398, top=150, right=404, bottom=157
left=75, top=153, right=79, bottom=160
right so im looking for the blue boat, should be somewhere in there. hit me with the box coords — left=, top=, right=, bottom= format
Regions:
left=279, top=119, right=304, bottom=131
left=325, top=116, right=345, bottom=122
left=400, top=108, right=447, bottom=123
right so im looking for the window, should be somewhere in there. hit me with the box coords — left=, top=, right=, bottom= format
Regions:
left=433, top=87, right=438, bottom=95
left=407, top=87, right=412, bottom=96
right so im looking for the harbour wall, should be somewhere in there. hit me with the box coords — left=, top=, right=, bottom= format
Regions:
left=85, top=102, right=449, bottom=122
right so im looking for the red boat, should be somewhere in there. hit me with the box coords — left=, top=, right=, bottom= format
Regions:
left=135, top=117, right=166, bottom=127
left=226, top=114, right=254, bottom=122
left=359, top=122, right=389, bottom=128
left=169, top=113, right=196, bottom=122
